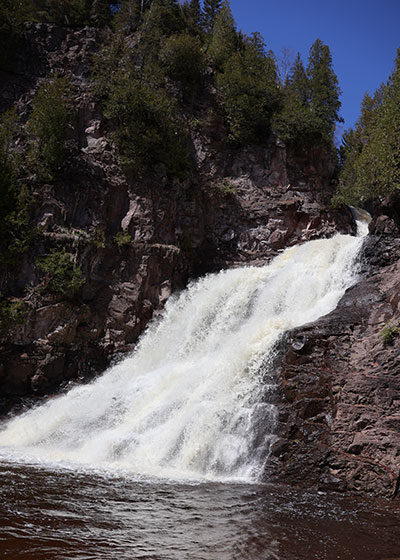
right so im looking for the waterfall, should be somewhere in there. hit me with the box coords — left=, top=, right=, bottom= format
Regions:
left=0, top=222, right=367, bottom=482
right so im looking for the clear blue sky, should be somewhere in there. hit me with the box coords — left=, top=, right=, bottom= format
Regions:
left=227, top=0, right=400, bottom=133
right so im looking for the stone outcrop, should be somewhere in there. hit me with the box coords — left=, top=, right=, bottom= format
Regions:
left=267, top=212, right=400, bottom=498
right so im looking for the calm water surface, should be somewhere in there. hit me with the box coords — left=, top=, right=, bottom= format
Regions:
left=0, top=460, right=399, bottom=560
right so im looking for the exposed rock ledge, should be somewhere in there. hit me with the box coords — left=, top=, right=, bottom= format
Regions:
left=267, top=213, right=400, bottom=498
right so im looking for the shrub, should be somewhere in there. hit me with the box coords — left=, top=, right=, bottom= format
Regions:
left=105, top=73, right=188, bottom=177
left=26, top=75, right=73, bottom=181
left=160, top=33, right=205, bottom=99
left=1, top=185, right=34, bottom=265
left=93, top=229, right=106, bottom=249
left=0, top=297, right=26, bottom=335
left=0, top=109, right=34, bottom=265
left=0, top=108, right=18, bottom=223
left=209, top=177, right=236, bottom=196
left=37, top=250, right=85, bottom=298
left=379, top=323, right=399, bottom=346
left=114, top=231, right=132, bottom=246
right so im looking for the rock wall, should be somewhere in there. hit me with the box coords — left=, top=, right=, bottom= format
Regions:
left=267, top=210, right=400, bottom=498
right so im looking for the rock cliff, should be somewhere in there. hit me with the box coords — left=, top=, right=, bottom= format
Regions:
left=0, top=23, right=351, bottom=405
left=267, top=207, right=400, bottom=498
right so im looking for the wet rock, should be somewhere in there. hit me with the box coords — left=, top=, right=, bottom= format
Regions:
left=270, top=229, right=400, bottom=498
left=30, top=373, right=49, bottom=394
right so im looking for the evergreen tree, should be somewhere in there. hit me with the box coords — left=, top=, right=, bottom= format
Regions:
left=113, top=0, right=148, bottom=32
left=141, top=0, right=186, bottom=38
left=90, top=0, right=112, bottom=27
left=273, top=52, right=313, bottom=142
left=355, top=50, right=400, bottom=197
left=207, top=0, right=236, bottom=69
left=160, top=33, right=205, bottom=100
left=0, top=0, right=37, bottom=69
left=287, top=53, right=309, bottom=102
left=306, top=38, right=342, bottom=140
left=0, top=109, right=18, bottom=224
left=336, top=49, right=400, bottom=204
left=26, top=75, right=73, bottom=180
left=182, top=0, right=202, bottom=35
left=202, top=0, right=222, bottom=33
left=216, top=32, right=279, bottom=144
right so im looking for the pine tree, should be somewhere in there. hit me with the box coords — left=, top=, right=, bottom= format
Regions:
left=336, top=49, right=400, bottom=204
left=356, top=49, right=400, bottom=197
left=0, top=109, right=18, bottom=224
left=216, top=32, right=279, bottom=144
left=113, top=0, right=145, bottom=32
left=202, top=0, right=222, bottom=33
left=273, top=53, right=312, bottom=142
left=160, top=33, right=205, bottom=100
left=287, top=53, right=309, bottom=102
left=90, top=0, right=112, bottom=27
left=306, top=38, right=342, bottom=140
left=182, top=0, right=202, bottom=34
left=26, top=75, right=73, bottom=180
left=207, top=0, right=236, bottom=69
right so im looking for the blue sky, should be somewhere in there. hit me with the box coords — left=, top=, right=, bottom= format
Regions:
left=228, top=0, right=400, bottom=133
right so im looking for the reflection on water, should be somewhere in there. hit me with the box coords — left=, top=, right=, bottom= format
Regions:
left=0, top=461, right=399, bottom=560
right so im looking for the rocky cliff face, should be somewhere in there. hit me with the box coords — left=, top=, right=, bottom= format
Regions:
left=0, top=23, right=351, bottom=407
left=267, top=209, right=400, bottom=499
left=1, top=24, right=398, bottom=498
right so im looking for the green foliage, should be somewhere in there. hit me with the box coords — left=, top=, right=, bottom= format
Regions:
left=113, top=0, right=153, bottom=33
left=379, top=323, right=399, bottom=346
left=37, top=250, right=85, bottom=298
left=209, top=177, right=236, bottom=196
left=93, top=229, right=106, bottom=249
left=182, top=0, right=202, bottom=35
left=114, top=231, right=132, bottom=246
left=274, top=41, right=342, bottom=146
left=160, top=33, right=205, bottom=99
left=216, top=32, right=279, bottom=145
left=306, top=39, right=342, bottom=139
left=1, top=185, right=35, bottom=265
left=107, top=74, right=188, bottom=176
left=0, top=108, right=18, bottom=223
left=0, top=109, right=34, bottom=265
left=207, top=0, right=236, bottom=70
left=273, top=53, right=312, bottom=142
left=94, top=2, right=343, bottom=165
left=26, top=74, right=73, bottom=181
left=138, top=0, right=186, bottom=40
left=1, top=0, right=113, bottom=28
left=0, top=0, right=25, bottom=70
left=93, top=30, right=189, bottom=177
left=90, top=0, right=113, bottom=27
left=202, top=0, right=222, bottom=33
left=37, top=0, right=91, bottom=26
left=336, top=49, right=400, bottom=205
left=0, top=297, right=27, bottom=335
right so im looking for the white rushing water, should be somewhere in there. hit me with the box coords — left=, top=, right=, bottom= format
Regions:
left=0, top=222, right=368, bottom=482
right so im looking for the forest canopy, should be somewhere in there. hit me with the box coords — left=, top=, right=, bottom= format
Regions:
left=335, top=48, right=400, bottom=206
left=1, top=0, right=343, bottom=154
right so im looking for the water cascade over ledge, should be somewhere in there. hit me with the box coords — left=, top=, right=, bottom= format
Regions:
left=0, top=221, right=368, bottom=482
